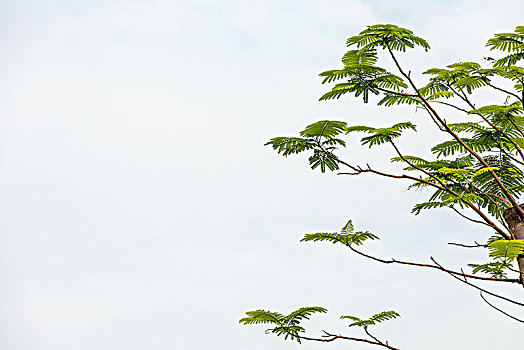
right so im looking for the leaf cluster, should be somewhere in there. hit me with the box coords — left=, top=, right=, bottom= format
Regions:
left=347, top=24, right=430, bottom=52
left=347, top=122, right=416, bottom=148
left=468, top=236, right=524, bottom=279
left=467, top=261, right=509, bottom=279
left=239, top=307, right=327, bottom=343
left=266, top=119, right=418, bottom=173
left=256, top=25, right=524, bottom=347
left=340, top=310, right=400, bottom=328
left=240, top=307, right=399, bottom=344
left=319, top=24, right=430, bottom=104
left=301, top=219, right=379, bottom=246
left=406, top=156, right=524, bottom=218
left=487, top=239, right=524, bottom=260
left=486, top=26, right=524, bottom=66
left=265, top=120, right=346, bottom=172
left=394, top=103, right=524, bottom=217
left=319, top=60, right=408, bottom=103
left=422, top=62, right=491, bottom=95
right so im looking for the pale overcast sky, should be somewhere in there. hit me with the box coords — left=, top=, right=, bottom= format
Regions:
left=1, top=1, right=523, bottom=349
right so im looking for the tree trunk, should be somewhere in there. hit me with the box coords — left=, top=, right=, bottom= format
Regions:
left=503, top=204, right=524, bottom=287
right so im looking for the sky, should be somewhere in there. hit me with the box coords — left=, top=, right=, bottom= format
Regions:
left=1, top=1, right=524, bottom=349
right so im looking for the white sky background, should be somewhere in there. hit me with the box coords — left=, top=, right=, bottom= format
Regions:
left=1, top=0, right=524, bottom=349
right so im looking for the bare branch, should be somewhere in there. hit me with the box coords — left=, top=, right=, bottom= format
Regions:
left=344, top=244, right=519, bottom=283
left=480, top=292, right=524, bottom=323
left=449, top=207, right=495, bottom=228
left=448, top=241, right=486, bottom=248
left=487, top=83, right=524, bottom=104
left=364, top=327, right=386, bottom=345
left=431, top=257, right=524, bottom=306
left=294, top=331, right=400, bottom=350
left=430, top=100, right=470, bottom=113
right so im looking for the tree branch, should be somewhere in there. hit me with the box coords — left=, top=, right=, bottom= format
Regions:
left=385, top=43, right=524, bottom=220
left=344, top=244, right=519, bottom=283
left=431, top=257, right=524, bottom=306
left=335, top=158, right=510, bottom=238
left=480, top=292, right=524, bottom=323
left=449, top=206, right=495, bottom=228
left=462, top=95, right=524, bottom=165
left=430, top=100, right=470, bottom=113
left=388, top=140, right=510, bottom=231
left=448, top=241, right=486, bottom=248
left=364, top=327, right=387, bottom=345
left=294, top=330, right=400, bottom=350
left=487, top=83, right=524, bottom=104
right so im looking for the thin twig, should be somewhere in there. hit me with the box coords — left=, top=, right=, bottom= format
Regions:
left=364, top=327, right=385, bottom=345
left=430, top=100, right=470, bottom=113
left=447, top=241, right=486, bottom=248
left=487, top=83, right=523, bottom=104
left=480, top=292, right=524, bottom=323
left=431, top=257, right=524, bottom=306
left=344, top=244, right=518, bottom=283
left=293, top=332, right=400, bottom=349
left=449, top=207, right=494, bottom=228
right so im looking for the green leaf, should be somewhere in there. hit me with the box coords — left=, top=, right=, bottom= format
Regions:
left=265, top=120, right=349, bottom=173
left=239, top=310, right=284, bottom=325
left=487, top=240, right=524, bottom=260
left=346, top=122, right=416, bottom=148
left=371, top=311, right=401, bottom=323
left=346, top=125, right=376, bottom=133
left=301, top=231, right=379, bottom=246
left=467, top=262, right=508, bottom=279
left=301, top=219, right=379, bottom=246
left=342, top=48, right=378, bottom=66
left=431, top=139, right=491, bottom=157
left=487, top=235, right=506, bottom=244
left=300, top=120, right=347, bottom=138
left=308, top=149, right=339, bottom=173
left=319, top=62, right=407, bottom=103
left=471, top=167, right=500, bottom=178
left=283, top=307, right=328, bottom=326
left=341, top=310, right=400, bottom=328
left=239, top=307, right=327, bottom=344
left=378, top=93, right=422, bottom=106
left=486, top=27, right=524, bottom=52
left=346, top=24, right=430, bottom=52
left=447, top=122, right=487, bottom=134
left=264, top=137, right=316, bottom=156
left=411, top=201, right=448, bottom=215
left=426, top=91, right=454, bottom=100
left=341, top=219, right=354, bottom=234
left=454, top=75, right=489, bottom=93
left=437, top=167, right=469, bottom=177
left=486, top=26, right=524, bottom=66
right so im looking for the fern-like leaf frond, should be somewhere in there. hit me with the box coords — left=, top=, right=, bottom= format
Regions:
left=487, top=240, right=524, bottom=260
left=468, top=262, right=508, bottom=279
left=341, top=310, right=400, bottom=328
left=240, top=307, right=327, bottom=344
left=347, top=24, right=430, bottom=52
left=300, top=120, right=347, bottom=138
